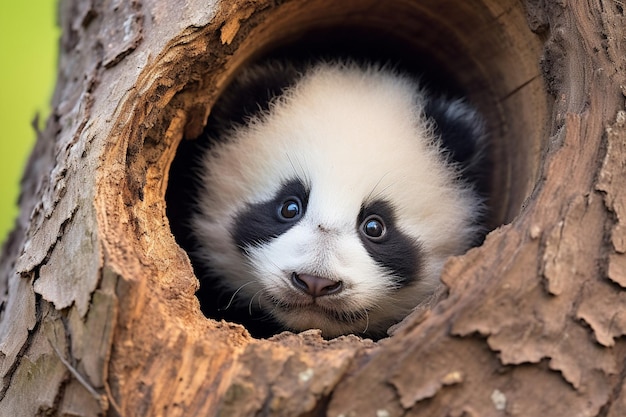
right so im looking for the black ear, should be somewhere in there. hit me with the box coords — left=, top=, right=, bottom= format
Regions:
left=206, top=61, right=303, bottom=134
left=424, top=97, right=486, bottom=166
left=424, top=97, right=491, bottom=198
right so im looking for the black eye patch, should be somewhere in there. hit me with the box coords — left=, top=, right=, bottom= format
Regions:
left=357, top=200, right=423, bottom=285
left=232, top=179, right=309, bottom=251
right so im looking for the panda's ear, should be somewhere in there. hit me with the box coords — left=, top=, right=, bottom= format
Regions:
left=424, top=97, right=491, bottom=198
left=206, top=61, right=303, bottom=133
left=424, top=97, right=487, bottom=169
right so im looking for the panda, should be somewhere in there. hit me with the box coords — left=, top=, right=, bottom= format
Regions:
left=187, top=60, right=489, bottom=339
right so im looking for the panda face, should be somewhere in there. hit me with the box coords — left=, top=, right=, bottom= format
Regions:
left=230, top=177, right=425, bottom=337
left=191, top=61, right=487, bottom=338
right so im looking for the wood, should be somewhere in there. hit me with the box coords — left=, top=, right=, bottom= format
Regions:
left=0, top=0, right=624, bottom=415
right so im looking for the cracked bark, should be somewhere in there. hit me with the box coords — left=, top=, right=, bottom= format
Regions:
left=0, top=0, right=624, bottom=416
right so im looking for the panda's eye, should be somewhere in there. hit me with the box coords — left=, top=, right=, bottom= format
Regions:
left=278, top=198, right=302, bottom=220
left=360, top=215, right=386, bottom=241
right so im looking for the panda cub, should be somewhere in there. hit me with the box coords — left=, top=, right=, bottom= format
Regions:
left=191, top=60, right=488, bottom=339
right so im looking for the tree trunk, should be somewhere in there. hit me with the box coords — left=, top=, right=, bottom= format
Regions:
left=1, top=0, right=624, bottom=416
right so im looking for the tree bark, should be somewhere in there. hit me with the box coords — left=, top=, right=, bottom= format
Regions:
left=0, top=0, right=624, bottom=416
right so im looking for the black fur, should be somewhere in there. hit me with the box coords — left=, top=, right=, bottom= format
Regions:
left=206, top=62, right=303, bottom=135
left=233, top=179, right=310, bottom=250
left=424, top=97, right=491, bottom=201
left=357, top=200, right=423, bottom=285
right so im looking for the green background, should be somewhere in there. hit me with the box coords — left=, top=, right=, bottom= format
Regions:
left=0, top=2, right=59, bottom=247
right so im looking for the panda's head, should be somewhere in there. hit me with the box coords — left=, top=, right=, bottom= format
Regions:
left=191, top=61, right=488, bottom=338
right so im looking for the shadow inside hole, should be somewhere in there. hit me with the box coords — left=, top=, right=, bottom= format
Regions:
left=259, top=25, right=468, bottom=97
left=166, top=26, right=497, bottom=339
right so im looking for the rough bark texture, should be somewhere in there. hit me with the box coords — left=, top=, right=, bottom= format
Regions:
left=0, top=0, right=624, bottom=416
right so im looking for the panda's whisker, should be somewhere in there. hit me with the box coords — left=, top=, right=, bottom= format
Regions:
left=361, top=309, right=370, bottom=334
left=286, top=152, right=311, bottom=188
left=249, top=289, right=266, bottom=316
left=365, top=172, right=391, bottom=204
left=219, top=281, right=255, bottom=311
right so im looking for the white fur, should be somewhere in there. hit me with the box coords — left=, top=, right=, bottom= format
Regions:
left=191, top=62, right=483, bottom=338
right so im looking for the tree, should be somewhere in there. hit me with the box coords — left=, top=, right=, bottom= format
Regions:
left=1, top=0, right=624, bottom=415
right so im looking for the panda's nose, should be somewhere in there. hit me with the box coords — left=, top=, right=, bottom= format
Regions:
left=291, top=272, right=343, bottom=297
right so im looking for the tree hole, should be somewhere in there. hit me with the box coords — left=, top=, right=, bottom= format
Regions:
left=166, top=0, right=548, bottom=339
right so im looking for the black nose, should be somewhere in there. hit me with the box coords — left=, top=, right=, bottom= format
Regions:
left=291, top=272, right=343, bottom=297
